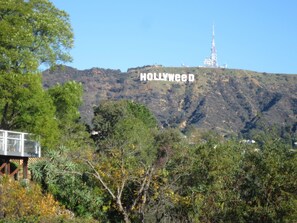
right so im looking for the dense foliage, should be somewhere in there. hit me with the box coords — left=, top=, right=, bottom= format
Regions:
left=0, top=0, right=75, bottom=149
left=0, top=72, right=59, bottom=147
left=0, top=0, right=73, bottom=74
left=29, top=100, right=297, bottom=222
left=0, top=0, right=296, bottom=222
left=0, top=177, right=71, bottom=222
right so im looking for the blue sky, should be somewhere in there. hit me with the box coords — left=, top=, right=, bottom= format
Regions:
left=50, top=0, right=297, bottom=74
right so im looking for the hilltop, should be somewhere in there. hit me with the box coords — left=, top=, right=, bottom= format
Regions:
left=43, top=65, right=297, bottom=137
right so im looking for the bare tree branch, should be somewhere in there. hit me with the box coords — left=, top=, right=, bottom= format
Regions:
left=85, top=159, right=116, bottom=200
left=130, top=166, right=155, bottom=211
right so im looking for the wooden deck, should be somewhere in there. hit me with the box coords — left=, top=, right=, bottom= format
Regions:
left=0, top=129, right=41, bottom=158
left=0, top=129, right=41, bottom=179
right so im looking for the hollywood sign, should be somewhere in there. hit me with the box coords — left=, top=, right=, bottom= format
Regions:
left=140, top=73, right=195, bottom=82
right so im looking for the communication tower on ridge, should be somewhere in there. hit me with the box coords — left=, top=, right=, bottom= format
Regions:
left=203, top=25, right=218, bottom=68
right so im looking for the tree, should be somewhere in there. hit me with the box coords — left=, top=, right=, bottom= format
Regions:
left=92, top=100, right=157, bottom=142
left=0, top=0, right=73, bottom=74
left=232, top=139, right=297, bottom=222
left=0, top=72, right=59, bottom=148
left=87, top=101, right=159, bottom=222
left=185, top=140, right=243, bottom=222
left=161, top=137, right=297, bottom=223
left=47, top=81, right=90, bottom=149
left=0, top=0, right=74, bottom=147
left=47, top=81, right=83, bottom=124
left=143, top=129, right=192, bottom=222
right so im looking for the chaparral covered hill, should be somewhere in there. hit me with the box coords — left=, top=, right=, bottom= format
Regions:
left=43, top=65, right=297, bottom=137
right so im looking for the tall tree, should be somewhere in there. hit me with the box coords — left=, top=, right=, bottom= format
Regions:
left=0, top=73, right=59, bottom=147
left=0, top=0, right=73, bottom=74
left=0, top=0, right=74, bottom=147
left=47, top=81, right=83, bottom=124
left=88, top=101, right=159, bottom=222
left=47, top=81, right=91, bottom=149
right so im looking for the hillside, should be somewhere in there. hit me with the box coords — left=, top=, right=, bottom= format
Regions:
left=43, top=66, right=297, bottom=137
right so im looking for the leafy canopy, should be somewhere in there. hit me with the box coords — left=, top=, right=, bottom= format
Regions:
left=92, top=100, right=158, bottom=141
left=47, top=81, right=92, bottom=150
left=0, top=0, right=75, bottom=147
left=0, top=72, right=59, bottom=147
left=0, top=0, right=73, bottom=74
left=48, top=81, right=83, bottom=124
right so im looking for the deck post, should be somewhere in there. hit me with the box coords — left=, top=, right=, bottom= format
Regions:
left=4, top=158, right=10, bottom=175
left=1, top=129, right=41, bottom=180
left=23, top=157, right=28, bottom=179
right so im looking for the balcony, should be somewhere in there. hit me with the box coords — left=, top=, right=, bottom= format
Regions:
left=0, top=129, right=41, bottom=158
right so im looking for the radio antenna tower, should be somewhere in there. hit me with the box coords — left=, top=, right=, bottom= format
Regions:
left=203, top=24, right=218, bottom=68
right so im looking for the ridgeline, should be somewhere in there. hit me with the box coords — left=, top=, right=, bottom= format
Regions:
left=43, top=65, right=297, bottom=137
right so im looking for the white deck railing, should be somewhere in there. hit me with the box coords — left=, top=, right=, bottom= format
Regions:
left=0, top=129, right=41, bottom=158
